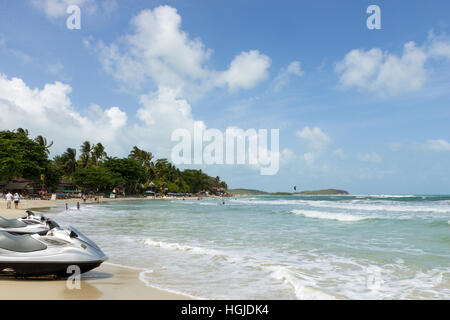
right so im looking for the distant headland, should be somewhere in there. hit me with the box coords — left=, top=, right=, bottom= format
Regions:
left=229, top=188, right=350, bottom=196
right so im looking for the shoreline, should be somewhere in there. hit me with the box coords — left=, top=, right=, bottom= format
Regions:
left=0, top=195, right=222, bottom=218
left=0, top=198, right=194, bottom=300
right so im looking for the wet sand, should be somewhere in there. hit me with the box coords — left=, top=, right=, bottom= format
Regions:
left=0, top=263, right=191, bottom=300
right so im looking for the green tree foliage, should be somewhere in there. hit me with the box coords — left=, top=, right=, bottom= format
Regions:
left=42, top=164, right=63, bottom=190
left=0, top=130, right=50, bottom=181
left=102, top=157, right=146, bottom=193
left=34, top=135, right=54, bottom=155
left=78, top=141, right=92, bottom=168
left=91, top=143, right=107, bottom=166
left=72, top=166, right=124, bottom=192
left=129, top=146, right=153, bottom=167
left=129, top=146, right=154, bottom=178
left=0, top=129, right=228, bottom=194
left=53, top=148, right=77, bottom=176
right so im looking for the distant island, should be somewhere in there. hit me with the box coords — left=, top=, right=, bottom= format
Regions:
left=228, top=189, right=268, bottom=195
left=229, top=188, right=350, bottom=196
left=295, top=189, right=349, bottom=195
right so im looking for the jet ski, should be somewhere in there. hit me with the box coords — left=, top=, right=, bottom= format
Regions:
left=0, top=221, right=107, bottom=277
left=0, top=210, right=50, bottom=235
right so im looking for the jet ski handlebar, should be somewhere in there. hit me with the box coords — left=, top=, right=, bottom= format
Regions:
left=45, top=218, right=61, bottom=230
left=25, top=210, right=35, bottom=217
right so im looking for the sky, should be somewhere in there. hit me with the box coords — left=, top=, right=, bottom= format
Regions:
left=0, top=0, right=450, bottom=194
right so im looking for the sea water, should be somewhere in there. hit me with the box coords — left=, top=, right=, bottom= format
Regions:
left=48, top=195, right=450, bottom=299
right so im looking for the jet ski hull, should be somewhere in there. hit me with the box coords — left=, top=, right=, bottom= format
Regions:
left=0, top=260, right=105, bottom=277
left=0, top=212, right=50, bottom=235
left=0, top=226, right=107, bottom=277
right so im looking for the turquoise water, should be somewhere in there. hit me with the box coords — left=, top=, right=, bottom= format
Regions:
left=49, top=195, right=450, bottom=299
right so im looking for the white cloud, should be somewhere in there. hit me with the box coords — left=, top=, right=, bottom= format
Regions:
left=336, top=34, right=450, bottom=96
left=0, top=73, right=206, bottom=160
left=296, top=126, right=331, bottom=151
left=136, top=86, right=199, bottom=134
left=333, top=148, right=347, bottom=160
left=429, top=40, right=450, bottom=59
left=426, top=139, right=450, bottom=151
left=31, top=0, right=97, bottom=18
left=428, top=32, right=450, bottom=60
left=0, top=74, right=127, bottom=155
left=286, top=61, right=303, bottom=76
left=272, top=61, right=303, bottom=92
left=296, top=126, right=331, bottom=167
left=80, top=5, right=271, bottom=157
left=217, top=50, right=271, bottom=92
left=280, top=148, right=296, bottom=165
left=357, top=152, right=383, bottom=163
left=92, top=6, right=270, bottom=98
left=336, top=42, right=428, bottom=96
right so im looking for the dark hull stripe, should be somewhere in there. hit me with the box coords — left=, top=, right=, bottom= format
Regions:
left=0, top=261, right=104, bottom=276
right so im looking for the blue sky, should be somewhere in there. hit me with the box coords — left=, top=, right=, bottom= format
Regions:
left=1, top=0, right=450, bottom=194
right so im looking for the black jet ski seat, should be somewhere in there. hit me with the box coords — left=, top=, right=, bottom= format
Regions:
left=0, top=231, right=47, bottom=252
left=0, top=217, right=26, bottom=229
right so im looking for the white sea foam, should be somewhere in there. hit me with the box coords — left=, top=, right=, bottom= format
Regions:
left=142, top=238, right=228, bottom=258
left=306, top=201, right=450, bottom=214
left=356, top=194, right=418, bottom=198
left=266, top=265, right=336, bottom=300
left=172, top=200, right=219, bottom=206
left=232, top=198, right=450, bottom=214
left=291, top=209, right=375, bottom=222
left=103, top=261, right=149, bottom=272
left=138, top=270, right=206, bottom=300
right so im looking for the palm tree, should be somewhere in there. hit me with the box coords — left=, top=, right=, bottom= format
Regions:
left=91, top=143, right=107, bottom=166
left=34, top=135, right=54, bottom=154
left=54, top=148, right=77, bottom=176
left=61, top=148, right=77, bottom=174
left=16, top=128, right=29, bottom=136
left=78, top=141, right=92, bottom=168
left=129, top=146, right=154, bottom=179
left=129, top=146, right=153, bottom=166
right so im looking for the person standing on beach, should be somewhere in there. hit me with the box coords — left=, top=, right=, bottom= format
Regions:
left=77, top=202, right=80, bottom=210
left=5, top=192, right=12, bottom=209
left=65, top=203, right=68, bottom=210
left=13, top=193, right=20, bottom=209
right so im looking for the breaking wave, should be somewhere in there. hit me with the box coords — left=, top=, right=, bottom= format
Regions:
left=291, top=209, right=376, bottom=222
